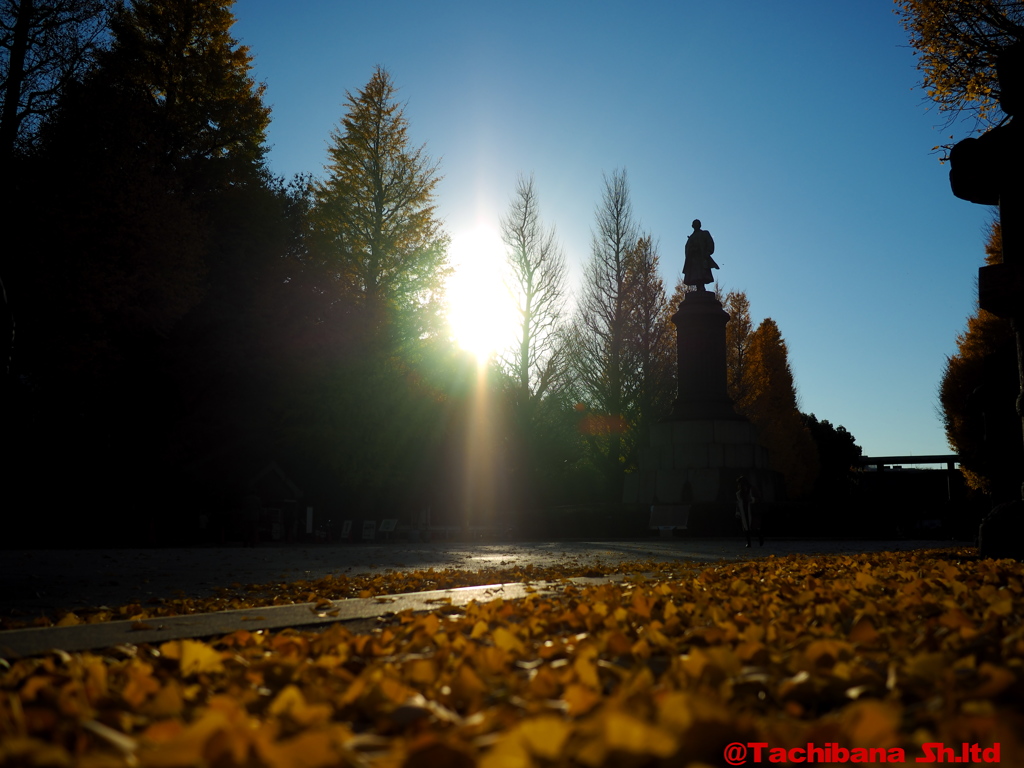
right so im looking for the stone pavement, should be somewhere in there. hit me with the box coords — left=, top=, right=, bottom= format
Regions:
left=0, top=538, right=953, bottom=621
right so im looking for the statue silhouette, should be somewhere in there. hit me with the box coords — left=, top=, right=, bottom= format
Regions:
left=682, top=219, right=718, bottom=290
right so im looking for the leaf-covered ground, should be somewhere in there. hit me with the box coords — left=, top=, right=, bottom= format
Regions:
left=2, top=548, right=1023, bottom=767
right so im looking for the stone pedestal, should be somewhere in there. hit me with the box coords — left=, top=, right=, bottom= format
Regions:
left=625, top=290, right=779, bottom=525
left=624, top=418, right=776, bottom=507
left=671, top=290, right=741, bottom=421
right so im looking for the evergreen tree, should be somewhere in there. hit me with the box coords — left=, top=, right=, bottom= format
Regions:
left=310, top=66, right=449, bottom=352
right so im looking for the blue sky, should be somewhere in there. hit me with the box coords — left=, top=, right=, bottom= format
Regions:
left=231, top=0, right=996, bottom=460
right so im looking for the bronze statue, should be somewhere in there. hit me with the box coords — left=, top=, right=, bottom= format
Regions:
left=683, top=219, right=718, bottom=290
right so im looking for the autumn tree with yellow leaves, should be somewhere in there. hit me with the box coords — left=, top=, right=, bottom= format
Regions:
left=939, top=222, right=1023, bottom=497
left=738, top=317, right=819, bottom=500
left=717, top=291, right=819, bottom=499
left=623, top=235, right=676, bottom=447
left=566, top=170, right=640, bottom=493
left=309, top=66, right=450, bottom=351
left=894, top=0, right=1023, bottom=137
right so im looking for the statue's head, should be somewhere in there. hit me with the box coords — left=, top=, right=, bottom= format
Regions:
left=692, top=219, right=701, bottom=230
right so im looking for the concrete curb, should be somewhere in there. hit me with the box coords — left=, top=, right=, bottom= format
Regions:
left=0, top=582, right=551, bottom=659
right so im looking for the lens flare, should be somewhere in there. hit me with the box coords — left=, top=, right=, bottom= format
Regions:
left=446, top=226, right=517, bottom=362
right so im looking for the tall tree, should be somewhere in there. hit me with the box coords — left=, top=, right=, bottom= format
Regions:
left=735, top=318, right=819, bottom=499
left=310, top=66, right=449, bottom=351
left=0, top=0, right=109, bottom=165
left=500, top=173, right=568, bottom=405
left=496, top=174, right=585, bottom=510
left=567, top=169, right=640, bottom=491
left=720, top=288, right=754, bottom=408
left=623, top=235, right=674, bottom=440
left=939, top=221, right=1023, bottom=497
left=895, top=0, right=1023, bottom=136
left=99, top=0, right=271, bottom=192
left=22, top=0, right=273, bottom=376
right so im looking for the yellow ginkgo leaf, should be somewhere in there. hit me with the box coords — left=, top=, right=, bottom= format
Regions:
left=839, top=699, right=901, bottom=748
left=178, top=639, right=225, bottom=676
left=517, top=715, right=571, bottom=759
left=492, top=627, right=525, bottom=655
left=562, top=683, right=601, bottom=716
left=849, top=616, right=879, bottom=644
left=599, top=709, right=677, bottom=757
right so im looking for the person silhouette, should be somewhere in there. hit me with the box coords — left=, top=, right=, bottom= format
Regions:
left=683, top=219, right=719, bottom=291
left=736, top=475, right=763, bottom=547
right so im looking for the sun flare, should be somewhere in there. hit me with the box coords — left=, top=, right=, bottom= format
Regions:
left=446, top=226, right=518, bottom=362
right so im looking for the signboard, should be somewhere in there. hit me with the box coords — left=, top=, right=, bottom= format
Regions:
left=379, top=519, right=398, bottom=533
left=362, top=520, right=376, bottom=540
left=340, top=520, right=353, bottom=538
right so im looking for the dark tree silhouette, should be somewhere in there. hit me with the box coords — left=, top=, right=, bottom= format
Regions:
left=801, top=412, right=863, bottom=499
left=0, top=0, right=109, bottom=165
left=939, top=222, right=1023, bottom=498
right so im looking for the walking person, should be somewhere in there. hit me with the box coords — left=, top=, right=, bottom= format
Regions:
left=736, top=475, right=763, bottom=547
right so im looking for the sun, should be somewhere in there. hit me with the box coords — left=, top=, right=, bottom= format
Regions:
left=446, top=226, right=518, bottom=362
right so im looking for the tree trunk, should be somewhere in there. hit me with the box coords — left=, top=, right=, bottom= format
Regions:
left=0, top=0, right=33, bottom=166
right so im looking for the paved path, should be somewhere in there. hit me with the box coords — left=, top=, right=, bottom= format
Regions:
left=0, top=539, right=953, bottom=620
left=0, top=582, right=547, bottom=659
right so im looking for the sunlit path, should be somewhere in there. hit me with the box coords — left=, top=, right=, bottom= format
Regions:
left=0, top=539, right=949, bottom=619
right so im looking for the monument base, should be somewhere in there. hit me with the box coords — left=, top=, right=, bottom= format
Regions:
left=624, top=418, right=778, bottom=529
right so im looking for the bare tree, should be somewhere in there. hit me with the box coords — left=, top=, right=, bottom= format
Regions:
left=500, top=173, right=568, bottom=404
left=0, top=0, right=111, bottom=164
